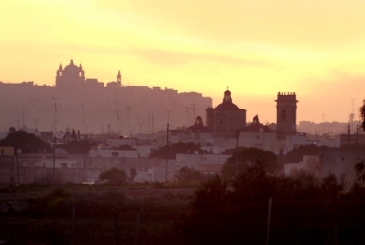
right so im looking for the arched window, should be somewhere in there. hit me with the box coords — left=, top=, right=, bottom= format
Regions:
left=282, top=109, right=286, bottom=121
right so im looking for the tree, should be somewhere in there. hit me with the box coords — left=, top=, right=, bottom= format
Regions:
left=360, top=99, right=365, bottom=131
left=355, top=161, right=365, bottom=186
left=221, top=147, right=278, bottom=180
left=149, top=142, right=209, bottom=159
left=128, top=168, right=137, bottom=183
left=71, top=129, right=77, bottom=141
left=99, top=167, right=127, bottom=184
left=284, top=144, right=329, bottom=163
left=0, top=130, right=50, bottom=153
left=58, top=139, right=94, bottom=154
left=175, top=166, right=205, bottom=183
left=193, top=175, right=227, bottom=210
left=230, top=162, right=273, bottom=203
left=320, top=174, right=345, bottom=200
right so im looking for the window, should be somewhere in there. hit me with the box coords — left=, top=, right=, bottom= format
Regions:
left=61, top=162, right=67, bottom=168
left=282, top=109, right=286, bottom=121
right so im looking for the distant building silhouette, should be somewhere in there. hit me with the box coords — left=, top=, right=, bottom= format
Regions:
left=276, top=92, right=298, bottom=138
left=56, top=59, right=104, bottom=89
left=206, top=89, right=247, bottom=131
left=56, top=60, right=85, bottom=88
left=187, top=116, right=205, bottom=131
left=0, top=60, right=212, bottom=134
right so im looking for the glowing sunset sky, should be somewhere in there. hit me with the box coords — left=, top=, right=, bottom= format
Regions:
left=1, top=0, right=365, bottom=124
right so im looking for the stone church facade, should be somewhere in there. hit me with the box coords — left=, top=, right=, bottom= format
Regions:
left=205, top=89, right=246, bottom=131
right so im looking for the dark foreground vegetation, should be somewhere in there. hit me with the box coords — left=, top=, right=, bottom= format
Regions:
left=1, top=166, right=365, bottom=244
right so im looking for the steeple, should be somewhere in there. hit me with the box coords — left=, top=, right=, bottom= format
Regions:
left=117, top=70, right=122, bottom=86
left=223, top=89, right=232, bottom=103
left=57, top=63, right=63, bottom=77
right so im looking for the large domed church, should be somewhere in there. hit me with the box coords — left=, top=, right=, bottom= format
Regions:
left=205, top=89, right=247, bottom=131
left=55, top=59, right=118, bottom=89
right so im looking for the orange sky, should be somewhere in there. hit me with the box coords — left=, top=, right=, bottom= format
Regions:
left=1, top=0, right=365, bottom=124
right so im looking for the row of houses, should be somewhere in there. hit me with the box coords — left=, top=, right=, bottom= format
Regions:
left=1, top=146, right=364, bottom=186
left=0, top=151, right=231, bottom=185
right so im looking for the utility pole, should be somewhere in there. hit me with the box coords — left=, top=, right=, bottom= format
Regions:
left=16, top=113, right=21, bottom=129
left=138, top=122, right=143, bottom=133
left=22, top=107, right=25, bottom=129
left=266, top=198, right=272, bottom=245
left=81, top=103, right=85, bottom=134
left=348, top=125, right=350, bottom=145
left=126, top=106, right=131, bottom=134
left=166, top=110, right=170, bottom=124
left=235, top=130, right=239, bottom=177
left=152, top=113, right=154, bottom=133
left=34, top=119, right=39, bottom=130
left=165, top=123, right=169, bottom=182
left=52, top=98, right=60, bottom=136
left=115, top=109, right=121, bottom=134
left=147, top=112, right=150, bottom=134
left=52, top=136, right=56, bottom=197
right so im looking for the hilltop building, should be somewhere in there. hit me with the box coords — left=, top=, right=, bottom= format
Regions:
left=56, top=59, right=105, bottom=89
left=0, top=60, right=212, bottom=134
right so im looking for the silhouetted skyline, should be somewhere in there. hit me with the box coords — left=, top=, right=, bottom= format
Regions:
left=1, top=1, right=364, bottom=123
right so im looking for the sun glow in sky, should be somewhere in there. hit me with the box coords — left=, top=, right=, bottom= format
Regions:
left=1, top=0, right=365, bottom=124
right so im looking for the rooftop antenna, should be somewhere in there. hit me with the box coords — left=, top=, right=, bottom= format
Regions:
left=34, top=119, right=39, bottom=130
left=152, top=113, right=154, bottom=133
left=190, top=104, right=197, bottom=123
left=185, top=107, right=191, bottom=126
left=22, top=106, right=25, bottom=129
left=351, top=98, right=357, bottom=133
left=321, top=113, right=326, bottom=135
left=138, top=122, right=144, bottom=133
left=52, top=98, right=60, bottom=135
left=126, top=106, right=131, bottom=134
left=16, top=113, right=21, bottom=129
left=115, top=109, right=121, bottom=134
left=81, top=103, right=85, bottom=134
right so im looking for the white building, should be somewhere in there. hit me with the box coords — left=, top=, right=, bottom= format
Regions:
left=89, top=147, right=139, bottom=158
left=175, top=153, right=230, bottom=174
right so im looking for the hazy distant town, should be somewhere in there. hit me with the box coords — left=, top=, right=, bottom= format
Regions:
left=1, top=60, right=365, bottom=244
left=0, top=59, right=364, bottom=185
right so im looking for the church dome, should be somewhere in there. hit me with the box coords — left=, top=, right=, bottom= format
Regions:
left=215, top=89, right=239, bottom=110
left=63, top=60, right=82, bottom=76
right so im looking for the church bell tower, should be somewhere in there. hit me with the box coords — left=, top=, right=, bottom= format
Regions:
left=276, top=92, right=298, bottom=138
left=117, top=70, right=122, bottom=86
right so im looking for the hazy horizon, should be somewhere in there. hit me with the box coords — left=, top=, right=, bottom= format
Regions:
left=1, top=0, right=365, bottom=124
